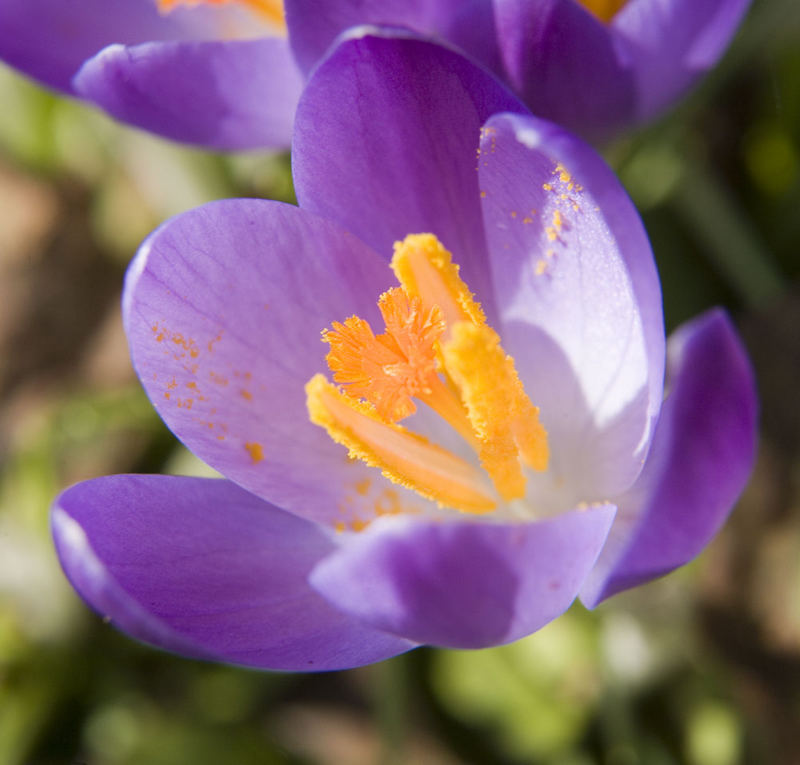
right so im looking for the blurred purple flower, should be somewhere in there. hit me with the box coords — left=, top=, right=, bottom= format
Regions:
left=0, top=0, right=301, bottom=149
left=0, top=0, right=750, bottom=147
left=288, top=0, right=753, bottom=140
left=52, top=33, right=756, bottom=671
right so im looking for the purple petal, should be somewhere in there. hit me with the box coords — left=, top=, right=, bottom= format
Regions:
left=0, top=0, right=247, bottom=94
left=74, top=38, right=303, bottom=150
left=580, top=310, right=757, bottom=608
left=311, top=505, right=616, bottom=648
left=53, top=475, right=413, bottom=671
left=293, top=29, right=524, bottom=326
left=478, top=112, right=664, bottom=498
left=0, top=0, right=184, bottom=93
left=285, top=0, right=501, bottom=76
left=492, top=0, right=637, bottom=140
left=613, top=0, right=752, bottom=121
left=124, top=199, right=407, bottom=525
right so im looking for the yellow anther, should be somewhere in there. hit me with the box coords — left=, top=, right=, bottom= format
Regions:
left=442, top=323, right=548, bottom=501
left=391, top=234, right=485, bottom=335
left=575, top=0, right=628, bottom=22
left=306, top=375, right=496, bottom=514
left=506, top=370, right=550, bottom=474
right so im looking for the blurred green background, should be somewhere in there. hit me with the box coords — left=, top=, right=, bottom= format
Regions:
left=1, top=1, right=799, bottom=763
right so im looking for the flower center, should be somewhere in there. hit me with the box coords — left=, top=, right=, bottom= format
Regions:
left=576, top=0, right=628, bottom=23
left=306, top=234, right=549, bottom=515
left=156, top=0, right=285, bottom=31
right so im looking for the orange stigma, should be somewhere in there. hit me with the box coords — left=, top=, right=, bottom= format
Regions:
left=324, top=288, right=444, bottom=423
left=308, top=234, right=550, bottom=516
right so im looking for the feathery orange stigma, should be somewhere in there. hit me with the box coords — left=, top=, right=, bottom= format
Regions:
left=324, top=288, right=445, bottom=423
left=309, top=234, right=549, bottom=516
left=156, top=0, right=285, bottom=29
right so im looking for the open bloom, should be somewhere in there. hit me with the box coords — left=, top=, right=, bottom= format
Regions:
left=0, top=0, right=750, bottom=147
left=53, top=33, right=756, bottom=670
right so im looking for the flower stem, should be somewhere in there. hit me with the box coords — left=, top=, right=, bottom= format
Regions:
left=374, top=654, right=409, bottom=765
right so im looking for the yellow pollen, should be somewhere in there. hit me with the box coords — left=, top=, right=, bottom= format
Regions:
left=575, top=0, right=628, bottom=23
left=244, top=441, right=264, bottom=463
left=307, top=233, right=549, bottom=515
left=556, top=163, right=572, bottom=184
left=156, top=0, right=285, bottom=30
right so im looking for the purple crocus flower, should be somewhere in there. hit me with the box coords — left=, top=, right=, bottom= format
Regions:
left=288, top=0, right=753, bottom=140
left=52, top=32, right=756, bottom=671
left=0, top=0, right=302, bottom=149
left=1, top=0, right=750, bottom=148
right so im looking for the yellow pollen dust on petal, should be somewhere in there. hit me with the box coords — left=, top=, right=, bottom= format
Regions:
left=156, top=0, right=286, bottom=31
left=442, top=323, right=549, bottom=501
left=306, top=375, right=496, bottom=514
left=576, top=0, right=628, bottom=23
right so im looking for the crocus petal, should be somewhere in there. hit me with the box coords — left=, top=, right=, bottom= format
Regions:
left=124, top=199, right=410, bottom=525
left=293, top=29, right=524, bottom=325
left=580, top=310, right=757, bottom=608
left=0, top=0, right=185, bottom=93
left=74, top=38, right=303, bottom=150
left=613, top=0, right=752, bottom=121
left=478, top=112, right=664, bottom=498
left=492, top=0, right=637, bottom=140
left=311, top=505, right=616, bottom=648
left=53, top=475, right=413, bottom=670
left=285, top=0, right=500, bottom=76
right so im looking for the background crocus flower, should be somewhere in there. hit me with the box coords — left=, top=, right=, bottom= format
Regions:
left=52, top=32, right=756, bottom=670
left=0, top=0, right=302, bottom=149
left=286, top=0, right=753, bottom=140
left=0, top=0, right=751, bottom=148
